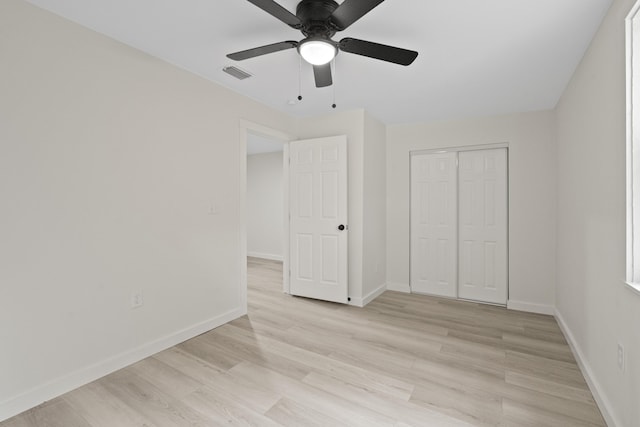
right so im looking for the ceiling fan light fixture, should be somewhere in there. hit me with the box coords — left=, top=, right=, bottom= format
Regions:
left=299, top=38, right=337, bottom=65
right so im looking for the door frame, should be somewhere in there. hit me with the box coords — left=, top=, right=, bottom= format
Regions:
left=410, top=142, right=509, bottom=156
left=239, top=120, right=293, bottom=314
left=409, top=142, right=510, bottom=305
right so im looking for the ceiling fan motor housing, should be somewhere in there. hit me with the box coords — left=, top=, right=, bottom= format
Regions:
left=296, top=0, right=339, bottom=38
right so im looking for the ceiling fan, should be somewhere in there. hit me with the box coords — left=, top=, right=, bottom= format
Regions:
left=227, top=0, right=419, bottom=88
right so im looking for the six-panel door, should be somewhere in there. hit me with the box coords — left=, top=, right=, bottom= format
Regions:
left=289, top=136, right=348, bottom=304
left=410, top=152, right=458, bottom=298
left=458, top=149, right=508, bottom=304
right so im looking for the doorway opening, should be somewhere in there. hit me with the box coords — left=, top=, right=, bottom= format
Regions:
left=239, top=123, right=350, bottom=310
left=246, top=133, right=285, bottom=262
left=239, top=121, right=291, bottom=314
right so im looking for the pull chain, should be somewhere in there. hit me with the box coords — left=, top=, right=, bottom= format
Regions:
left=298, top=55, right=303, bottom=101
left=332, top=58, right=337, bottom=109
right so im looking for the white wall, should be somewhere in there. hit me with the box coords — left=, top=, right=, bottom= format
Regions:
left=362, top=112, right=387, bottom=304
left=0, top=0, right=293, bottom=420
left=386, top=111, right=557, bottom=313
left=247, top=152, right=284, bottom=261
left=555, top=0, right=640, bottom=425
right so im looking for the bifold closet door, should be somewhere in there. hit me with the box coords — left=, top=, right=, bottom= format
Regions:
left=410, top=152, right=458, bottom=298
left=458, top=149, right=508, bottom=304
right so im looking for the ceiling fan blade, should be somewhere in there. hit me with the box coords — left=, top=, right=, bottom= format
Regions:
left=313, top=64, right=333, bottom=88
left=246, top=0, right=302, bottom=28
left=339, top=38, right=418, bottom=66
left=330, top=0, right=385, bottom=31
left=227, top=41, right=298, bottom=61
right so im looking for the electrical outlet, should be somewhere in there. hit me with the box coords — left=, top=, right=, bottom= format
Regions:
left=617, top=343, right=625, bottom=371
left=131, top=290, right=143, bottom=309
left=208, top=202, right=219, bottom=215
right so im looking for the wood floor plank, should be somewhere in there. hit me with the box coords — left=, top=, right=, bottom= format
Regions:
left=0, top=419, right=34, bottom=427
left=154, top=347, right=283, bottom=415
left=30, top=400, right=92, bottom=427
left=99, top=369, right=218, bottom=427
left=213, top=323, right=416, bottom=401
left=181, top=386, right=281, bottom=427
left=493, top=383, right=605, bottom=425
left=176, top=337, right=242, bottom=371
left=519, top=326, right=568, bottom=344
left=301, top=371, right=474, bottom=427
left=501, top=398, right=605, bottom=427
left=265, top=398, right=351, bottom=427
left=1, top=258, right=606, bottom=427
left=299, top=319, right=444, bottom=357
left=3, top=400, right=92, bottom=427
left=409, top=382, right=503, bottom=426
left=501, top=332, right=575, bottom=362
left=152, top=346, right=226, bottom=381
left=439, top=342, right=506, bottom=366
left=127, top=356, right=203, bottom=399
left=63, top=382, right=157, bottom=427
left=198, top=370, right=282, bottom=414
left=504, top=371, right=596, bottom=404
left=504, top=350, right=588, bottom=389
left=201, top=326, right=314, bottom=381
left=229, top=361, right=397, bottom=427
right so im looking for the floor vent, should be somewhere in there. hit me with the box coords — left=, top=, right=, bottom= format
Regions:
left=223, top=66, right=252, bottom=80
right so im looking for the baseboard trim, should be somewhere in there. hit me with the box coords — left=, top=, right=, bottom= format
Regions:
left=507, top=299, right=555, bottom=315
left=386, top=282, right=411, bottom=293
left=0, top=307, right=244, bottom=422
left=247, top=252, right=283, bottom=261
left=348, top=283, right=387, bottom=307
left=362, top=283, right=387, bottom=306
left=554, top=309, right=619, bottom=427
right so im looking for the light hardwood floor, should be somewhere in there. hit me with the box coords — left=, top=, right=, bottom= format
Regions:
left=2, top=257, right=605, bottom=426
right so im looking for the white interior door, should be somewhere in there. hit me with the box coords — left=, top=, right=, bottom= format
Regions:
left=458, top=148, right=508, bottom=304
left=410, top=152, right=458, bottom=298
left=289, top=135, right=348, bottom=303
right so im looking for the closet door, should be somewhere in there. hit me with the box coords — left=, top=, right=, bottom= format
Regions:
left=458, top=149, right=508, bottom=304
left=410, top=153, right=458, bottom=297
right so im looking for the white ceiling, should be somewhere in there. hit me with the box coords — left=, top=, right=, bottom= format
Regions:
left=25, top=0, right=612, bottom=124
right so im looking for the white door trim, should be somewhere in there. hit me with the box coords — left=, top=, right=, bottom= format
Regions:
left=239, top=120, right=293, bottom=312
left=410, top=142, right=508, bottom=157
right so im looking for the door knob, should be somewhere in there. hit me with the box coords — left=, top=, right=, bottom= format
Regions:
left=338, top=224, right=346, bottom=231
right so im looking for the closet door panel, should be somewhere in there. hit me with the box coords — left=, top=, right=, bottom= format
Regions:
left=410, top=153, right=458, bottom=297
left=458, top=149, right=508, bottom=304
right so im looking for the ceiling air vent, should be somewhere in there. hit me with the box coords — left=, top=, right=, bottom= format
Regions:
left=223, top=65, right=252, bottom=80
